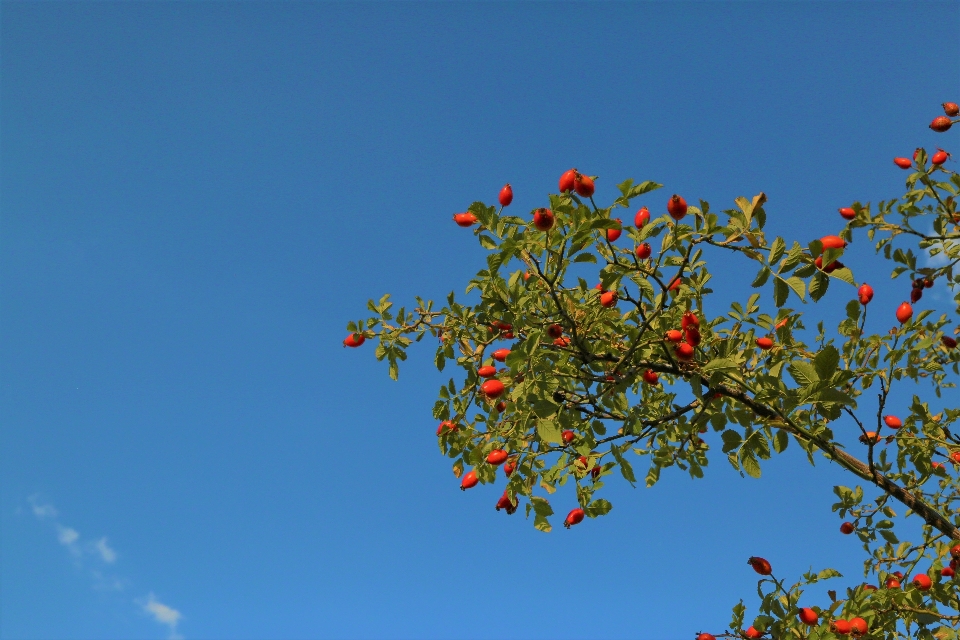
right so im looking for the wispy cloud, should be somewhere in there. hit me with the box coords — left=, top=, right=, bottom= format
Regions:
left=56, top=525, right=82, bottom=557
left=27, top=495, right=186, bottom=638
left=142, top=593, right=183, bottom=640
left=30, top=498, right=58, bottom=519
left=94, top=537, right=117, bottom=563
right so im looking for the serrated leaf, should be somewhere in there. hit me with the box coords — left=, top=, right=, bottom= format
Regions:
left=809, top=271, right=829, bottom=301
left=573, top=252, right=597, bottom=263
left=530, top=496, right=553, bottom=516
left=478, top=234, right=498, bottom=250
left=702, top=358, right=741, bottom=374
left=751, top=267, right=771, bottom=288
left=817, top=387, right=854, bottom=405
left=829, top=266, right=856, bottom=286
left=611, top=444, right=636, bottom=484
left=773, top=430, right=789, bottom=453
left=741, top=452, right=762, bottom=478
left=788, top=361, right=819, bottom=386
left=814, top=345, right=840, bottom=380
left=536, top=419, right=562, bottom=444
left=774, top=278, right=788, bottom=307
left=533, top=513, right=552, bottom=533
left=769, top=237, right=785, bottom=264
left=721, top=430, right=742, bottom=453
left=532, top=400, right=558, bottom=419
left=584, top=498, right=612, bottom=517
left=786, top=276, right=806, bottom=301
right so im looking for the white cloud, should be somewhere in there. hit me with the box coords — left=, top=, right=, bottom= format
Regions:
left=91, top=570, right=127, bottom=591
left=28, top=494, right=59, bottom=519
left=142, top=593, right=183, bottom=639
left=57, top=525, right=82, bottom=556
left=94, top=537, right=117, bottom=563
left=28, top=496, right=184, bottom=637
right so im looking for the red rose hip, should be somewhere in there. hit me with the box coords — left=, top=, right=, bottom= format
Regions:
left=894, top=157, right=913, bottom=169
left=839, top=207, right=856, bottom=220
left=573, top=172, right=595, bottom=197
left=667, top=194, right=687, bottom=220
left=748, top=556, right=772, bottom=575
left=498, top=183, right=513, bottom=206
left=830, top=619, right=851, bottom=635
left=563, top=508, right=585, bottom=528
left=634, top=207, right=650, bottom=227
left=635, top=243, right=651, bottom=259
left=840, top=521, right=855, bottom=534
left=343, top=333, right=365, bottom=347
left=606, top=219, right=622, bottom=242
left=675, top=343, right=695, bottom=361
left=533, top=208, right=555, bottom=231
left=460, top=469, right=478, bottom=490
left=559, top=169, right=577, bottom=193
left=481, top=379, right=505, bottom=398
left=486, top=449, right=508, bottom=465
left=930, top=116, right=953, bottom=132
left=858, top=283, right=874, bottom=305
left=850, top=617, right=868, bottom=635
left=896, top=302, right=913, bottom=324
left=798, top=608, right=818, bottom=625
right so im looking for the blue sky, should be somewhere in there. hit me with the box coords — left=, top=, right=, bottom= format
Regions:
left=2, top=2, right=958, bottom=639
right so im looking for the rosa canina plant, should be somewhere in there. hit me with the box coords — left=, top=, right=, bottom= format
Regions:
left=345, top=105, right=960, bottom=639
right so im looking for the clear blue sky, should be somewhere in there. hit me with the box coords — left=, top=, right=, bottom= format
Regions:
left=2, top=2, right=958, bottom=639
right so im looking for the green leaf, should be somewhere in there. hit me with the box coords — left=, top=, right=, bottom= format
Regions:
left=788, top=361, right=819, bottom=386
left=388, top=359, right=399, bottom=381
left=814, top=345, right=840, bottom=380
left=751, top=267, right=771, bottom=288
left=721, top=430, right=742, bottom=453
left=785, top=276, right=806, bottom=301
left=773, top=278, right=788, bottom=307
left=769, top=237, right=785, bottom=264
left=773, top=430, right=789, bottom=453
left=815, top=568, right=842, bottom=581
left=478, top=234, right=498, bottom=250
left=532, top=400, right=558, bottom=419
left=809, top=271, right=829, bottom=301
left=828, top=266, right=856, bottom=286
left=702, top=358, right=741, bottom=374
left=533, top=513, right=552, bottom=533
left=741, top=452, right=762, bottom=478
left=611, top=444, right=637, bottom=484
left=584, top=498, right=612, bottom=518
left=573, top=252, right=597, bottom=263
left=536, top=419, right=563, bottom=444
left=530, top=496, right=554, bottom=517
left=817, top=387, right=854, bottom=405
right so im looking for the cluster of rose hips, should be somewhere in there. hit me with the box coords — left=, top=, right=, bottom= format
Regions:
left=695, top=548, right=960, bottom=638
left=929, top=101, right=958, bottom=132
left=664, top=311, right=701, bottom=362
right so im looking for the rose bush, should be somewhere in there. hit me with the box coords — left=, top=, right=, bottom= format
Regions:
left=346, top=105, right=960, bottom=638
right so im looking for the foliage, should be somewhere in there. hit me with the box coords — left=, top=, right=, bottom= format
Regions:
left=347, top=112, right=960, bottom=638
